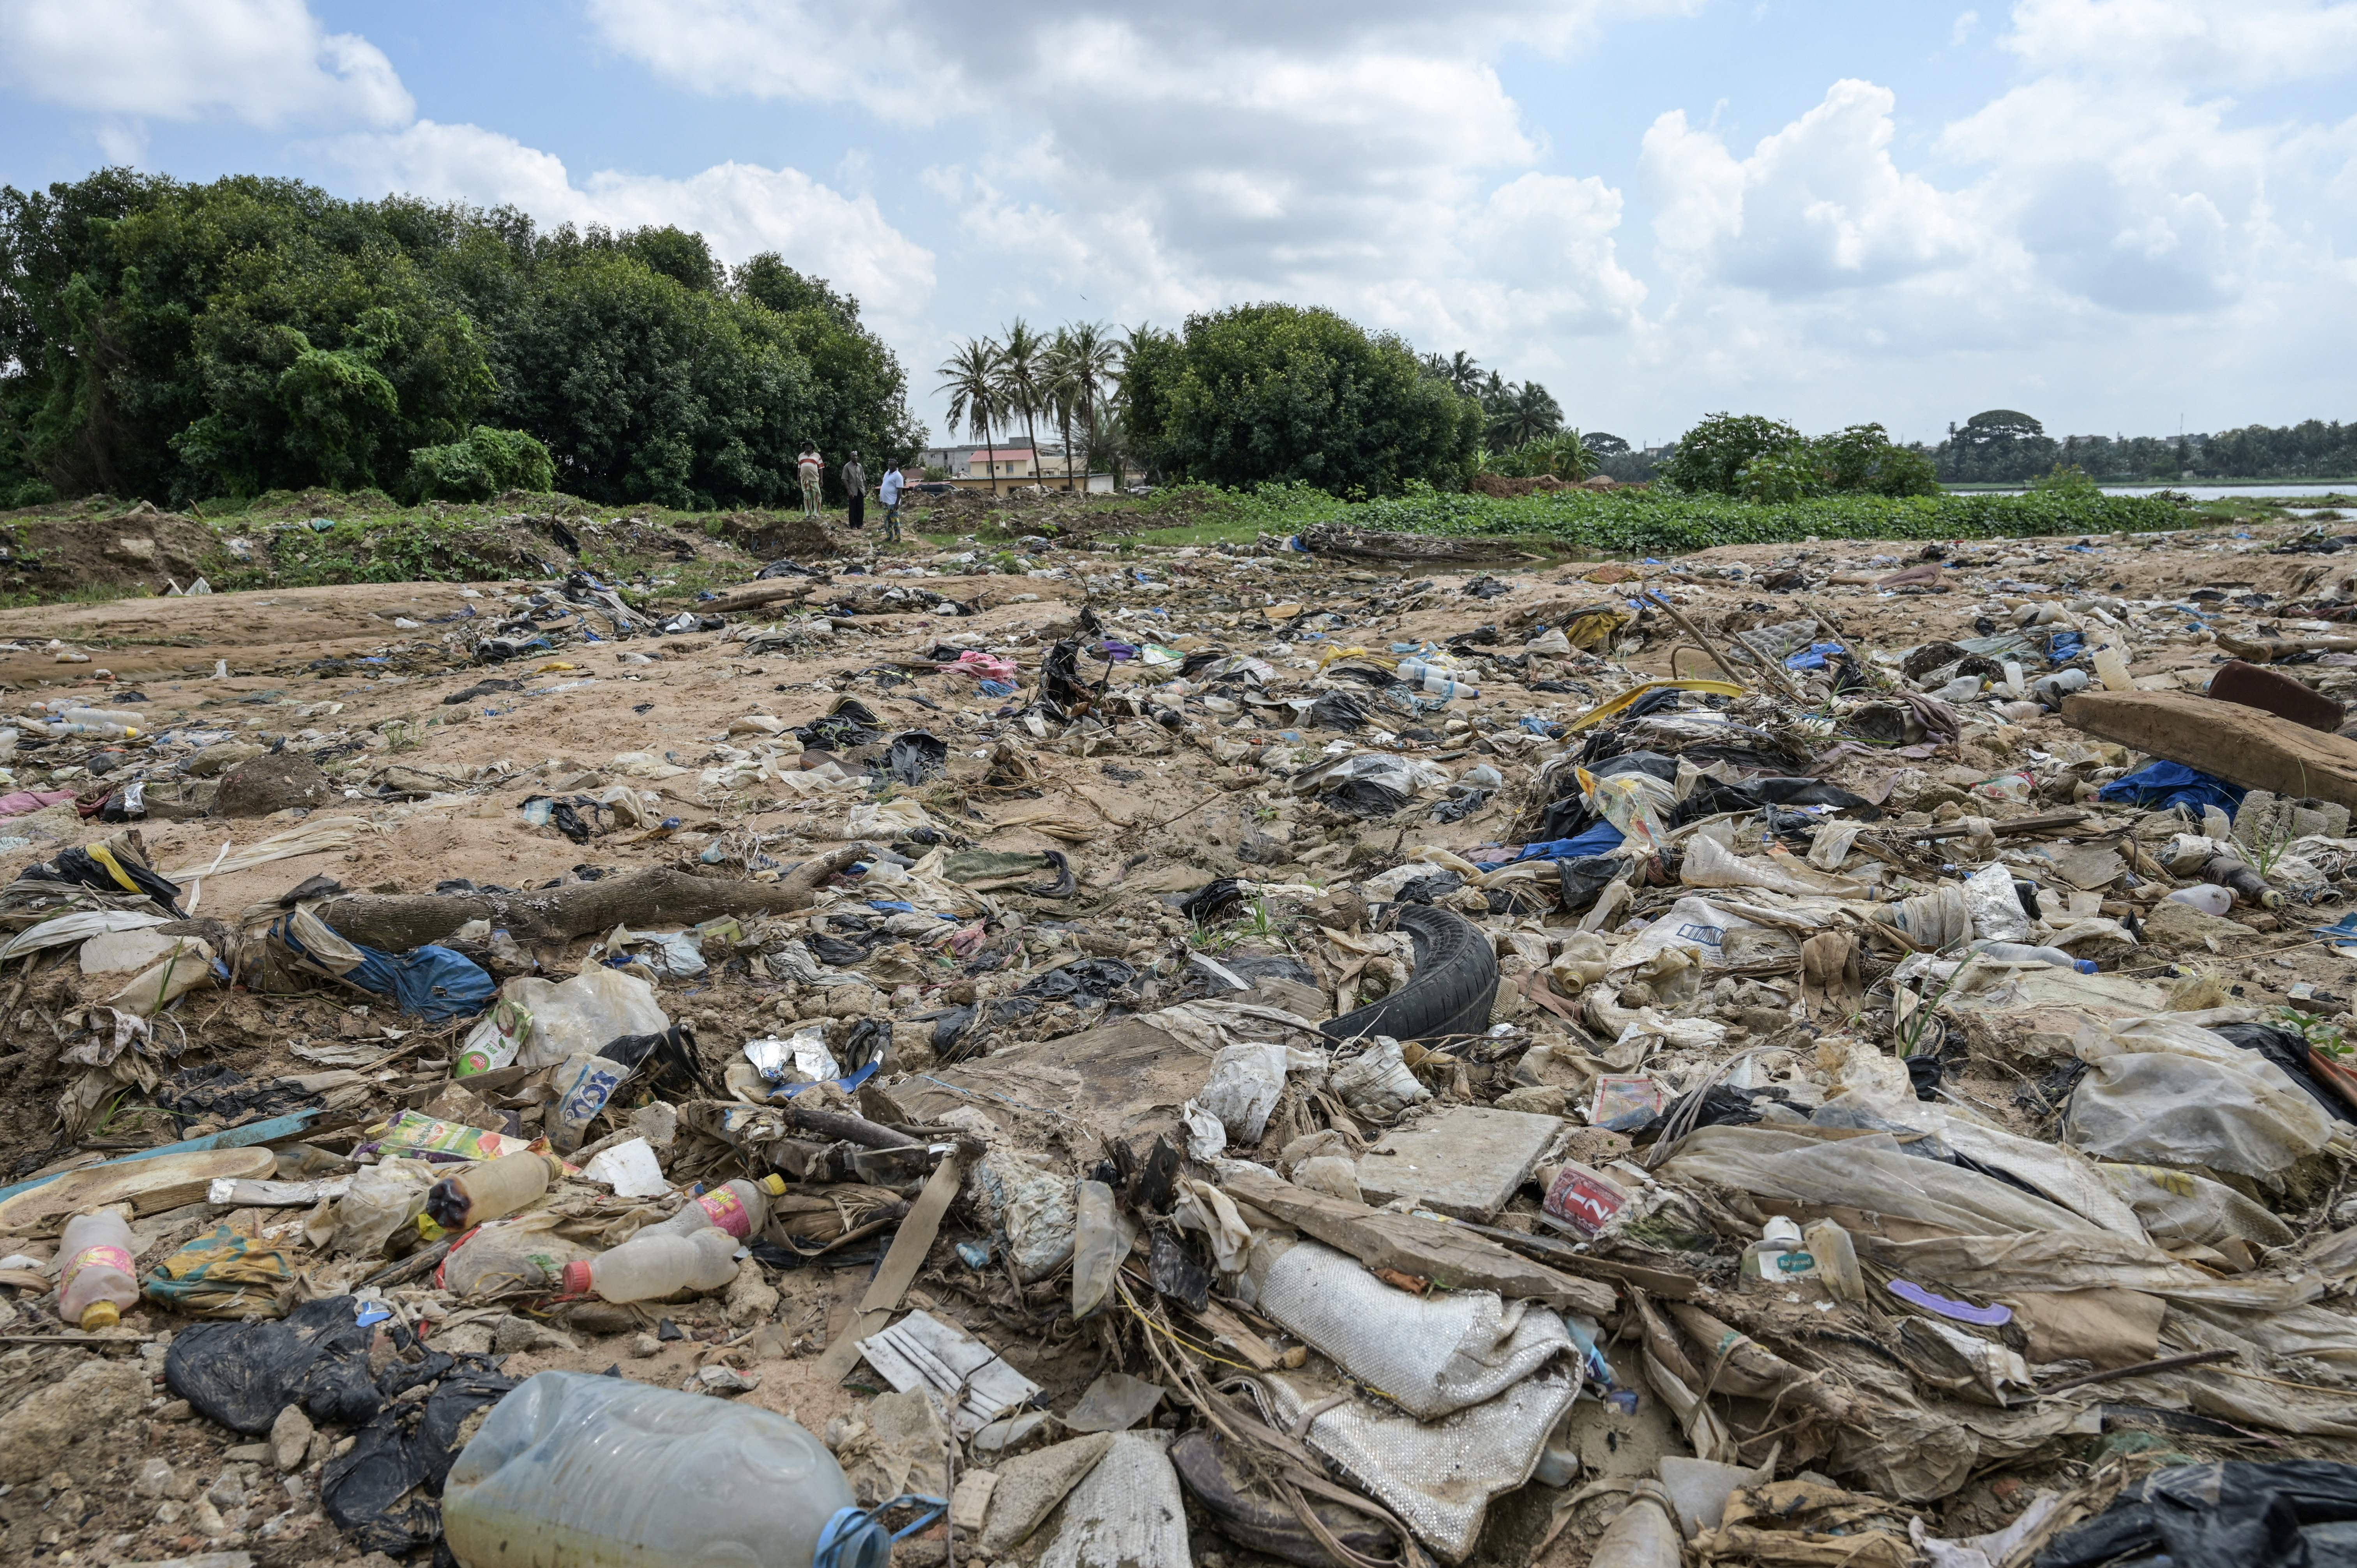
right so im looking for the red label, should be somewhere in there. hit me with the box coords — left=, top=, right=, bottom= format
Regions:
left=1543, top=1166, right=1625, bottom=1239
left=696, top=1188, right=751, bottom=1238
left=67, top=1244, right=134, bottom=1280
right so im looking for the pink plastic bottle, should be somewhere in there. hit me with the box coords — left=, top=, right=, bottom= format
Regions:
left=57, top=1208, right=140, bottom=1330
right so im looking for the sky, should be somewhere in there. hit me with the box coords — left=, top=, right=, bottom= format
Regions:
left=4, top=0, right=2355, bottom=450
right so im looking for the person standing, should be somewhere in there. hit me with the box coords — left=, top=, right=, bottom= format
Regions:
left=842, top=450, right=868, bottom=531
left=797, top=446, right=823, bottom=518
left=879, top=461, right=905, bottom=542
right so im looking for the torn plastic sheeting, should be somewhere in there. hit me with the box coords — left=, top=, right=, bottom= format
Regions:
left=859, top=1308, right=1043, bottom=1435
left=1260, top=1368, right=1579, bottom=1564
left=1680, top=834, right=1865, bottom=898
left=1608, top=895, right=1802, bottom=973
left=1239, top=1234, right=1574, bottom=1421
left=2066, top=1048, right=2334, bottom=1183
left=2036, top=1461, right=2357, bottom=1568
left=1194, top=1042, right=1323, bottom=1144
left=2096, top=759, right=2247, bottom=820
left=0, top=908, right=171, bottom=961
left=1653, top=1125, right=2117, bottom=1240
left=1961, top=862, right=2034, bottom=944
left=502, top=968, right=669, bottom=1070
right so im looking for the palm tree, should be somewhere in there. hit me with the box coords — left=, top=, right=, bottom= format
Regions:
left=1089, top=406, right=1132, bottom=491
left=1444, top=351, right=1482, bottom=399
left=993, top=318, right=1047, bottom=486
left=1045, top=321, right=1118, bottom=492
left=1490, top=380, right=1564, bottom=449
left=937, top=337, right=1004, bottom=496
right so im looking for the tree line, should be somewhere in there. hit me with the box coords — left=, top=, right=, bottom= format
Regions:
left=1932, top=409, right=2357, bottom=484
left=0, top=169, right=919, bottom=510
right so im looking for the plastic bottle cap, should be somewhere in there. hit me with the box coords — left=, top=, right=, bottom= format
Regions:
left=79, top=1300, right=119, bottom=1331
left=1761, top=1216, right=1804, bottom=1246
left=759, top=1174, right=787, bottom=1195
left=558, top=1260, right=594, bottom=1297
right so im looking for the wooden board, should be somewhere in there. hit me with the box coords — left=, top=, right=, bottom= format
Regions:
left=2062, top=690, right=2357, bottom=810
left=0, top=1147, right=276, bottom=1236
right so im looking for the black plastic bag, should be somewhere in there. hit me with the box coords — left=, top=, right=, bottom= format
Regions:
left=2212, top=1022, right=2357, bottom=1124
left=883, top=729, right=948, bottom=785
left=1554, top=855, right=1626, bottom=914
left=2036, top=1461, right=2357, bottom=1568
left=166, top=1294, right=434, bottom=1435
left=1179, top=878, right=1245, bottom=924
left=1019, top=957, right=1140, bottom=1002
left=322, top=1363, right=517, bottom=1556
left=1308, top=689, right=1371, bottom=731
left=1148, top=1228, right=1212, bottom=1313
left=1429, top=787, right=1490, bottom=823
left=549, top=800, right=591, bottom=844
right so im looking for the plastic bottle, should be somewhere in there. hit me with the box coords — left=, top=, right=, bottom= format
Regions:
left=34, top=719, right=135, bottom=740
left=560, top=1226, right=738, bottom=1303
left=1803, top=1219, right=1864, bottom=1305
left=425, top=1152, right=559, bottom=1232
left=2028, top=668, right=2089, bottom=708
left=438, top=1217, right=589, bottom=1296
left=640, top=1176, right=784, bottom=1242
left=2168, top=883, right=2234, bottom=916
left=1966, top=940, right=2099, bottom=974
left=1394, top=659, right=1479, bottom=701
left=2093, top=644, right=2134, bottom=692
left=51, top=706, right=144, bottom=729
left=443, top=1371, right=882, bottom=1568
left=57, top=1208, right=140, bottom=1330
left=2205, top=855, right=2287, bottom=909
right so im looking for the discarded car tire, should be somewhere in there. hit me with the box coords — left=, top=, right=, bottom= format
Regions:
left=1320, top=904, right=1498, bottom=1047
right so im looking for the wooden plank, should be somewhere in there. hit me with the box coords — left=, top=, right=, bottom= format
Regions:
left=1220, top=1169, right=1616, bottom=1317
left=2063, top=690, right=2357, bottom=810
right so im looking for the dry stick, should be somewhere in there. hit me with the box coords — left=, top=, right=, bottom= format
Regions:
left=2040, top=1347, right=2235, bottom=1394
left=1650, top=590, right=1809, bottom=702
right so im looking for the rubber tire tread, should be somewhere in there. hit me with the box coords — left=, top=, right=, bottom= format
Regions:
left=1319, top=904, right=1499, bottom=1046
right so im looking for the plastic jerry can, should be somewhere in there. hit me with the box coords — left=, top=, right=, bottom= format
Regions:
left=442, top=1371, right=885, bottom=1568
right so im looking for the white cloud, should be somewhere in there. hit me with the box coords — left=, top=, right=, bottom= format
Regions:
left=1643, top=80, right=1982, bottom=298
left=327, top=120, right=937, bottom=333
left=0, top=0, right=412, bottom=128
left=2003, top=0, right=2357, bottom=87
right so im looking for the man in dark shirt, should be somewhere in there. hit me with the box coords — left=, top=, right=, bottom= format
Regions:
left=843, top=451, right=867, bottom=530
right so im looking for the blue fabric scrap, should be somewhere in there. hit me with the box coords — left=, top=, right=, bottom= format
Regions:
left=1785, top=641, right=1848, bottom=670
left=2096, top=760, right=2246, bottom=820
left=1509, top=819, right=1626, bottom=863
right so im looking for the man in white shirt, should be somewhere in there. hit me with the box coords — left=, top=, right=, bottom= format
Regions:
left=879, top=463, right=905, bottom=541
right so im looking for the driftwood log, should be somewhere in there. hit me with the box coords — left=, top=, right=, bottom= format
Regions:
left=311, top=849, right=864, bottom=951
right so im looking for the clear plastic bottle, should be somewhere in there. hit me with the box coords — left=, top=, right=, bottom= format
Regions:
left=2029, top=669, right=2089, bottom=707
left=443, top=1371, right=882, bottom=1568
left=2168, top=883, right=2233, bottom=916
left=425, top=1152, right=558, bottom=1232
left=57, top=1208, right=140, bottom=1330
left=641, top=1176, right=783, bottom=1242
left=1967, top=940, right=2099, bottom=974
left=559, top=1226, right=738, bottom=1303
left=2093, top=644, right=2134, bottom=692
left=53, top=706, right=144, bottom=729
left=1394, top=659, right=1479, bottom=701
left=35, top=719, right=135, bottom=740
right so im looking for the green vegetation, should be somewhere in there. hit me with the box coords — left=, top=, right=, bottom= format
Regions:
left=0, top=170, right=918, bottom=511
left=1126, top=303, right=1480, bottom=495
left=1933, top=407, right=2357, bottom=484
left=1660, top=415, right=1938, bottom=501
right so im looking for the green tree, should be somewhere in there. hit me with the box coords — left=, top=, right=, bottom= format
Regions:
left=1659, top=413, right=1805, bottom=495
left=1152, top=302, right=1479, bottom=494
left=937, top=336, right=1004, bottom=496
left=731, top=253, right=919, bottom=501
left=1044, top=320, right=1117, bottom=491
left=991, top=318, right=1047, bottom=484
left=1935, top=408, right=2058, bottom=483
left=1488, top=380, right=1563, bottom=448
left=407, top=424, right=555, bottom=500
left=1112, top=323, right=1182, bottom=481
left=1809, top=422, right=1940, bottom=497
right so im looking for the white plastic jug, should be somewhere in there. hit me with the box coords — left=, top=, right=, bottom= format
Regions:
left=442, top=1371, right=885, bottom=1568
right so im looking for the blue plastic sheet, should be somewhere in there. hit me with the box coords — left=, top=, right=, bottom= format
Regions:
left=344, top=944, right=496, bottom=1022
left=1509, top=819, right=1626, bottom=863
left=2096, top=760, right=2246, bottom=819
left=2046, top=630, right=2086, bottom=662
left=1785, top=641, right=1848, bottom=670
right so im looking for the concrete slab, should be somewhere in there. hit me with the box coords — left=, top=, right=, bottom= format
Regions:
left=1353, top=1105, right=1562, bottom=1221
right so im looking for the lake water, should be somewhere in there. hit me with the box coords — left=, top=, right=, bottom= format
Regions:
left=1966, top=482, right=2355, bottom=501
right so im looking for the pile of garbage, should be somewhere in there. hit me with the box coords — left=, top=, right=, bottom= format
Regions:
left=2, top=517, right=2357, bottom=1568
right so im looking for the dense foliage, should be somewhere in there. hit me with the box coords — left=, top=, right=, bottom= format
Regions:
left=1660, top=414, right=1938, bottom=500
left=1127, top=304, right=1481, bottom=495
left=1931, top=408, right=2357, bottom=484
left=0, top=170, right=919, bottom=509
left=407, top=424, right=555, bottom=501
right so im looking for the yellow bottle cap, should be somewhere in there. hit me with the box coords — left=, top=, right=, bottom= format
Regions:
left=759, top=1174, right=787, bottom=1195
left=79, top=1300, right=119, bottom=1331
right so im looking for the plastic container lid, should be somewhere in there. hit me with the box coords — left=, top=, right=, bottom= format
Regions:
left=79, top=1300, right=119, bottom=1331
left=1761, top=1215, right=1804, bottom=1246
left=558, top=1260, right=594, bottom=1297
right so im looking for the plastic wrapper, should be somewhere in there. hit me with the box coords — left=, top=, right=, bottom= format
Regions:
left=324, top=1157, right=439, bottom=1256
left=1196, top=1041, right=1317, bottom=1144
left=1329, top=1036, right=1430, bottom=1117
left=455, top=997, right=532, bottom=1077
left=1961, top=862, right=2032, bottom=943
left=504, top=968, right=669, bottom=1070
